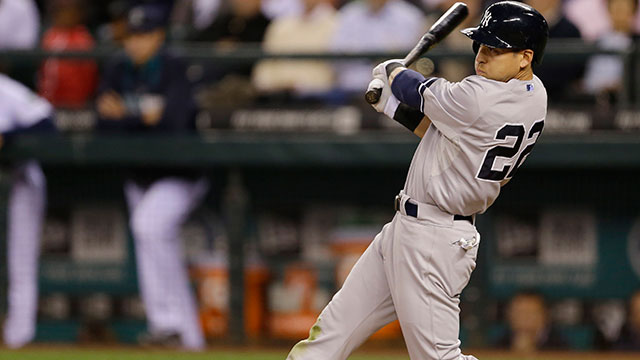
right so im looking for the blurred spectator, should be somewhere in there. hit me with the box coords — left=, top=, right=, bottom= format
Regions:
left=0, top=73, right=56, bottom=349
left=331, top=0, right=426, bottom=94
left=170, top=0, right=222, bottom=41
left=496, top=292, right=569, bottom=353
left=190, top=0, right=222, bottom=30
left=583, top=0, right=638, bottom=100
left=613, top=290, right=640, bottom=350
left=37, top=0, right=98, bottom=109
left=189, top=0, right=271, bottom=109
left=96, top=0, right=130, bottom=46
left=421, top=0, right=445, bottom=8
left=0, top=0, right=40, bottom=49
left=525, top=0, right=582, bottom=46
left=96, top=3, right=208, bottom=350
left=262, top=0, right=304, bottom=19
left=565, top=0, right=611, bottom=41
left=525, top=0, right=585, bottom=103
left=191, top=0, right=270, bottom=48
left=428, top=0, right=483, bottom=82
left=564, top=0, right=640, bottom=42
left=252, top=0, right=337, bottom=98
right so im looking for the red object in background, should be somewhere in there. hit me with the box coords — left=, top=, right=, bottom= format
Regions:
left=38, top=26, right=98, bottom=108
left=191, top=261, right=271, bottom=339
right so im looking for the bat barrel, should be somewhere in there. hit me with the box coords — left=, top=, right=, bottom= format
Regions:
left=403, top=33, right=436, bottom=67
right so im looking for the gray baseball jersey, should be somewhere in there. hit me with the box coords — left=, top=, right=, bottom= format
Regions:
left=404, top=74, right=547, bottom=216
left=287, top=72, right=547, bottom=360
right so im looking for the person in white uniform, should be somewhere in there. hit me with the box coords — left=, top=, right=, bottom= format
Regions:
left=96, top=4, right=208, bottom=350
left=0, top=0, right=40, bottom=50
left=0, top=74, right=55, bottom=348
left=286, top=2, right=549, bottom=359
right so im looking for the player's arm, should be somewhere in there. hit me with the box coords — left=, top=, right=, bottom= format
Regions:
left=95, top=58, right=147, bottom=131
left=367, top=80, right=431, bottom=138
left=388, top=65, right=433, bottom=137
left=368, top=61, right=431, bottom=138
left=388, top=65, right=435, bottom=112
left=387, top=61, right=483, bottom=140
left=392, top=104, right=431, bottom=138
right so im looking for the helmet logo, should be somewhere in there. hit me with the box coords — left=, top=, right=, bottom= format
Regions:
left=129, top=7, right=145, bottom=28
left=481, top=12, right=492, bottom=28
left=461, top=1, right=549, bottom=64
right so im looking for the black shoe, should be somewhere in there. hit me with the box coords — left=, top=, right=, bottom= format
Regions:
left=138, top=331, right=182, bottom=348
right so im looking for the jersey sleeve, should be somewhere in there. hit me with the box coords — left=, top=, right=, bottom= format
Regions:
left=0, top=77, right=52, bottom=131
left=13, top=93, right=53, bottom=129
left=392, top=70, right=483, bottom=139
left=157, top=56, right=197, bottom=132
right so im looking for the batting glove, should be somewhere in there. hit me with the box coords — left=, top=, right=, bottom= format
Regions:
left=367, top=78, right=400, bottom=119
left=372, top=59, right=406, bottom=83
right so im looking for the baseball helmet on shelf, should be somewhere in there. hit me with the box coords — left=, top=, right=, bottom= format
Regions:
left=460, top=1, right=549, bottom=65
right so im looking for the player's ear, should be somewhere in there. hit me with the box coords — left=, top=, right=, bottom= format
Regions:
left=519, top=49, right=534, bottom=68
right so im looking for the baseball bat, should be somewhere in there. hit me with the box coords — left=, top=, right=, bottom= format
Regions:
left=365, top=2, right=469, bottom=104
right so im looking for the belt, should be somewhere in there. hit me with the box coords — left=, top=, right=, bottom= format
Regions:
left=394, top=194, right=474, bottom=224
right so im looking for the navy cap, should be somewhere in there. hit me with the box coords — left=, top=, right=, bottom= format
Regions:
left=127, top=4, right=169, bottom=32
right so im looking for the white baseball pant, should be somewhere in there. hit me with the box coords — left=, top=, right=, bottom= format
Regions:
left=125, top=177, right=209, bottom=350
left=287, top=194, right=480, bottom=360
left=3, top=160, right=46, bottom=348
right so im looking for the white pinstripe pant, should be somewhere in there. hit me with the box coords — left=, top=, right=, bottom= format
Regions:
left=3, top=161, right=46, bottom=348
left=287, top=210, right=480, bottom=360
left=125, top=177, right=208, bottom=350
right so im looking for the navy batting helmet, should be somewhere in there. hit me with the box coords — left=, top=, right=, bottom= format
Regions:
left=460, top=1, right=549, bottom=65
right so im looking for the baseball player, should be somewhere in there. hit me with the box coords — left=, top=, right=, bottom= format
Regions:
left=96, top=4, right=208, bottom=350
left=286, top=2, right=549, bottom=359
left=0, top=73, right=56, bottom=348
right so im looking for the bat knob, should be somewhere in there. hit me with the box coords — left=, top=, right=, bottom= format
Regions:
left=365, top=88, right=382, bottom=104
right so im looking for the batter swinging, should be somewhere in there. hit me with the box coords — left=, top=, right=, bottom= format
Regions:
left=286, top=2, right=549, bottom=359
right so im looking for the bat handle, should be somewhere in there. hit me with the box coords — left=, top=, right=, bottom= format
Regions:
left=365, top=61, right=407, bottom=104
left=365, top=87, right=383, bottom=104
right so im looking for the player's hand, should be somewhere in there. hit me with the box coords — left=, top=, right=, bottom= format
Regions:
left=139, top=95, right=165, bottom=127
left=97, top=91, right=126, bottom=120
left=372, top=59, right=405, bottom=84
left=367, top=78, right=399, bottom=119
left=141, top=109, right=162, bottom=126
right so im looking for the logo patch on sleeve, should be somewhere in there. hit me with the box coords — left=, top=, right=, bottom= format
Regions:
left=526, top=84, right=534, bottom=92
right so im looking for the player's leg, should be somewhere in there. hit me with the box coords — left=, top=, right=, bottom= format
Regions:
left=387, top=216, right=479, bottom=360
left=287, top=219, right=398, bottom=360
left=4, top=161, right=46, bottom=348
left=127, top=177, right=209, bottom=350
left=124, top=180, right=146, bottom=211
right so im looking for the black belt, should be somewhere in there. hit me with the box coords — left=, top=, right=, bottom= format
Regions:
left=394, top=195, right=473, bottom=224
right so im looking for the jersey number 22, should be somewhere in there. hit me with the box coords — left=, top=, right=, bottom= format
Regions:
left=477, top=120, right=544, bottom=181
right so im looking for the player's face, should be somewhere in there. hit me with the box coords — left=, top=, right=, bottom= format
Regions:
left=124, top=29, right=166, bottom=65
left=474, top=45, right=531, bottom=82
left=507, top=295, right=547, bottom=333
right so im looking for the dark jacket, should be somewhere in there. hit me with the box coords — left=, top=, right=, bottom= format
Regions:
left=97, top=48, right=201, bottom=183
left=535, top=16, right=584, bottom=103
left=97, top=48, right=197, bottom=133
